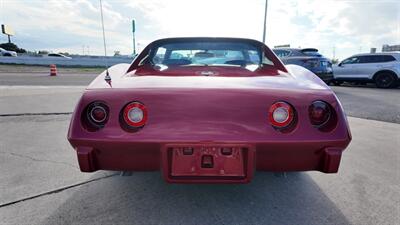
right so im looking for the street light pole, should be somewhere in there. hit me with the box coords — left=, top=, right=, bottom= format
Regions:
left=132, top=19, right=136, bottom=55
left=133, top=34, right=136, bottom=55
left=262, top=0, right=268, bottom=43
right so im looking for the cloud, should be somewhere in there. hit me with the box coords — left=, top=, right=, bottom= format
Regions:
left=266, top=0, right=400, bottom=59
left=125, top=0, right=399, bottom=59
left=0, top=0, right=129, bottom=55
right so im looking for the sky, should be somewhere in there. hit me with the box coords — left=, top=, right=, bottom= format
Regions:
left=0, top=0, right=399, bottom=60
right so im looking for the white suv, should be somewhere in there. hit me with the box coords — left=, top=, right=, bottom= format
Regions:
left=333, top=52, right=400, bottom=88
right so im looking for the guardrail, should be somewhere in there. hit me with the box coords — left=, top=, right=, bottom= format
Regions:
left=0, top=55, right=133, bottom=67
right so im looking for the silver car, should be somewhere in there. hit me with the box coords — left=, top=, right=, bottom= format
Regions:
left=0, top=47, right=17, bottom=57
left=333, top=52, right=400, bottom=88
left=44, top=53, right=72, bottom=59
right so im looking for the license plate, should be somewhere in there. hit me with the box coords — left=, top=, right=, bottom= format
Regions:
left=170, top=145, right=245, bottom=177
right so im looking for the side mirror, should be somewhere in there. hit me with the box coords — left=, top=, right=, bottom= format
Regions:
left=338, top=62, right=343, bottom=67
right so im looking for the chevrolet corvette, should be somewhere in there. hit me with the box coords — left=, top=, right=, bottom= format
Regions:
left=68, top=37, right=351, bottom=183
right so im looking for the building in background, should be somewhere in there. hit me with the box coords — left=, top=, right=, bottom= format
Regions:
left=382, top=44, right=400, bottom=52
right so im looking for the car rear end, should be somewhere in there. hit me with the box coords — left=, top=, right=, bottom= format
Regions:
left=68, top=38, right=351, bottom=183
left=301, top=58, right=333, bottom=83
left=274, top=48, right=333, bottom=83
left=297, top=49, right=333, bottom=83
left=391, top=53, right=400, bottom=79
left=68, top=76, right=351, bottom=183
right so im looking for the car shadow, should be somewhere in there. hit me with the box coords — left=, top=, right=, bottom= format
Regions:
left=41, top=171, right=349, bottom=225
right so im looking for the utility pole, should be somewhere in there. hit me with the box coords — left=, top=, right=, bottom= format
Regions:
left=262, top=0, right=268, bottom=43
left=132, top=19, right=136, bottom=55
left=332, top=46, right=336, bottom=59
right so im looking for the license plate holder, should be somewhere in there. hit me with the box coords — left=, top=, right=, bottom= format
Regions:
left=169, top=145, right=246, bottom=177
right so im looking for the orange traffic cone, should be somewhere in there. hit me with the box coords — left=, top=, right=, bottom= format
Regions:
left=50, top=64, right=57, bottom=76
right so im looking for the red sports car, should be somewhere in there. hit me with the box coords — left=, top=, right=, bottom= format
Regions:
left=68, top=37, right=351, bottom=183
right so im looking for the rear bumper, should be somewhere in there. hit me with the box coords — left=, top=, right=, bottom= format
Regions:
left=73, top=141, right=346, bottom=183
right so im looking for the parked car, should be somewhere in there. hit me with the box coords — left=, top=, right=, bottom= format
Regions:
left=44, top=53, right=72, bottom=59
left=67, top=37, right=351, bottom=184
left=0, top=47, right=17, bottom=57
left=272, top=48, right=333, bottom=83
left=333, top=52, right=400, bottom=88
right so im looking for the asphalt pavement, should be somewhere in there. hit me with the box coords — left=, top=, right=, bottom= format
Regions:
left=332, top=85, right=400, bottom=123
left=0, top=69, right=399, bottom=225
left=0, top=72, right=97, bottom=86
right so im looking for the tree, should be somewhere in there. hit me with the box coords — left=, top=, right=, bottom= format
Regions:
left=331, top=58, right=340, bottom=65
left=38, top=50, right=49, bottom=55
left=0, top=42, right=26, bottom=53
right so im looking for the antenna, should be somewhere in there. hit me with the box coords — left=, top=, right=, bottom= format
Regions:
left=262, top=0, right=268, bottom=43
left=99, top=0, right=112, bottom=86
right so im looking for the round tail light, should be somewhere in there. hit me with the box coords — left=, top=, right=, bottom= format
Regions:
left=83, top=102, right=109, bottom=131
left=269, top=101, right=295, bottom=128
left=309, top=101, right=331, bottom=127
left=122, top=102, right=148, bottom=127
left=90, top=106, right=107, bottom=123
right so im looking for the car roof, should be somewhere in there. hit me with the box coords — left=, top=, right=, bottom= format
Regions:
left=148, top=37, right=266, bottom=47
left=351, top=52, right=400, bottom=57
left=272, top=48, right=318, bottom=51
left=345, top=52, right=400, bottom=61
left=272, top=48, right=297, bottom=51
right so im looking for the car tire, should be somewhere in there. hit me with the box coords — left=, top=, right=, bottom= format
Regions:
left=375, top=73, right=397, bottom=88
left=331, top=80, right=343, bottom=86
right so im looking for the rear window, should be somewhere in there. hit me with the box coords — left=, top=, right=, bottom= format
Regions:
left=273, top=49, right=291, bottom=57
left=151, top=41, right=273, bottom=67
left=302, top=51, right=322, bottom=57
left=382, top=55, right=396, bottom=62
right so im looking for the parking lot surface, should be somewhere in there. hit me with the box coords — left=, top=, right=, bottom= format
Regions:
left=0, top=69, right=399, bottom=225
